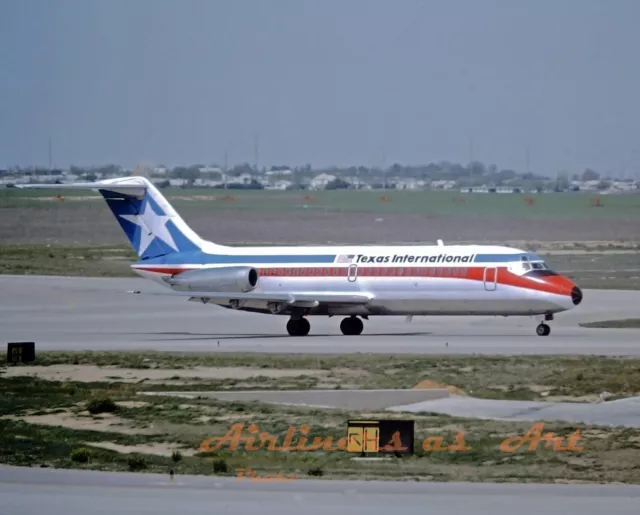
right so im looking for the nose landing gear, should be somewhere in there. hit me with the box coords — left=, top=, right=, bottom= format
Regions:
left=536, top=323, right=551, bottom=336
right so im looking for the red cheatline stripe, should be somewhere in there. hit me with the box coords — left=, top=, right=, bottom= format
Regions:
left=133, top=265, right=575, bottom=296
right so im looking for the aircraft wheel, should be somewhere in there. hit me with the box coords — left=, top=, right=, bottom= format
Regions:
left=298, top=317, right=310, bottom=336
left=340, top=316, right=363, bottom=336
left=536, top=323, right=551, bottom=336
left=287, top=318, right=310, bottom=336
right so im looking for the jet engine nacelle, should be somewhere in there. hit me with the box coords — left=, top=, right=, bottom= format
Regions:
left=165, top=266, right=259, bottom=293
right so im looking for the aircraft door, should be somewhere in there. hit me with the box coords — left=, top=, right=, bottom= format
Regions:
left=483, top=266, right=497, bottom=291
left=347, top=264, right=358, bottom=282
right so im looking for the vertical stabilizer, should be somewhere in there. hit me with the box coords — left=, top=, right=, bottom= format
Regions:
left=18, top=176, right=219, bottom=260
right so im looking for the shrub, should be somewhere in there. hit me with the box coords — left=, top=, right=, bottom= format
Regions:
left=70, top=448, right=91, bottom=463
left=127, top=454, right=147, bottom=471
left=171, top=451, right=182, bottom=463
left=87, top=397, right=118, bottom=415
left=212, top=458, right=228, bottom=473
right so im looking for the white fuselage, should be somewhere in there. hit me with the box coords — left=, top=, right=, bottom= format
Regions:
left=133, top=243, right=579, bottom=317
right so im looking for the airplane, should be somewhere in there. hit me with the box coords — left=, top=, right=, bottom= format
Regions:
left=18, top=176, right=583, bottom=337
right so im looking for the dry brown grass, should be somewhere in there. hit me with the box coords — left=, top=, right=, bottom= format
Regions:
left=2, top=200, right=640, bottom=245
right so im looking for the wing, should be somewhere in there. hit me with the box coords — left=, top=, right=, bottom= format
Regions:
left=136, top=289, right=373, bottom=305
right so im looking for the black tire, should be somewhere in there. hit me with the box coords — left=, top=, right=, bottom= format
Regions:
left=536, top=323, right=550, bottom=336
left=351, top=317, right=364, bottom=335
left=340, top=316, right=363, bottom=336
left=287, top=318, right=310, bottom=336
left=298, top=317, right=310, bottom=336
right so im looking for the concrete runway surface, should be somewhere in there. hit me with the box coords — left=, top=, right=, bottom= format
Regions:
left=1, top=274, right=639, bottom=354
left=139, top=388, right=640, bottom=428
left=2, top=465, right=640, bottom=515
left=141, top=388, right=451, bottom=411
left=390, top=394, right=640, bottom=428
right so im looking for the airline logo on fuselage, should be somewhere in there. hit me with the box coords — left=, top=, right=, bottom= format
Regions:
left=350, top=253, right=476, bottom=264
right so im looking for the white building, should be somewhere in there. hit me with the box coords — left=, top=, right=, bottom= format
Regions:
left=310, top=173, right=336, bottom=189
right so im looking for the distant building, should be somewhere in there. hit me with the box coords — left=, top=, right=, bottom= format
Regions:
left=460, top=186, right=521, bottom=193
left=430, top=180, right=456, bottom=190
left=310, top=173, right=335, bottom=189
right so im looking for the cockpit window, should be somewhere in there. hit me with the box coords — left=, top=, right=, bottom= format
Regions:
left=518, top=260, right=549, bottom=271
left=513, top=255, right=550, bottom=272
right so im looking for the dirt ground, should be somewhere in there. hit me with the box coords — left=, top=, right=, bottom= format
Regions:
left=0, top=364, right=329, bottom=384
left=1, top=409, right=160, bottom=435
left=2, top=203, right=640, bottom=245
left=83, top=441, right=199, bottom=457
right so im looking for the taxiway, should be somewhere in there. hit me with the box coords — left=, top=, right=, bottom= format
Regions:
left=2, top=465, right=640, bottom=515
left=1, top=274, right=639, bottom=355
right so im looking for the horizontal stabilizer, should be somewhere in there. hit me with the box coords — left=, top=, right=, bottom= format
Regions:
left=16, top=177, right=149, bottom=191
left=16, top=176, right=210, bottom=260
left=135, top=290, right=373, bottom=304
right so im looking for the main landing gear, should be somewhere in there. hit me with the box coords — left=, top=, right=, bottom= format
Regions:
left=340, top=316, right=363, bottom=336
left=285, top=315, right=364, bottom=336
left=286, top=317, right=310, bottom=337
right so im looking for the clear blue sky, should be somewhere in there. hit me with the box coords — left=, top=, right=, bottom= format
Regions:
left=1, top=0, right=639, bottom=176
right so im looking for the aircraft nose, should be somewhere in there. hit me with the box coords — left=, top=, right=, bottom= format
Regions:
left=571, top=285, right=583, bottom=306
left=547, top=276, right=583, bottom=307
left=531, top=273, right=582, bottom=306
